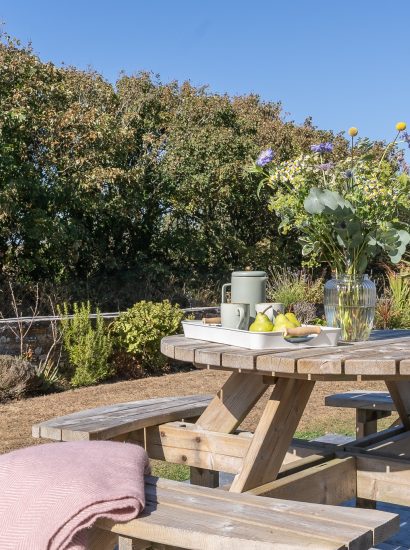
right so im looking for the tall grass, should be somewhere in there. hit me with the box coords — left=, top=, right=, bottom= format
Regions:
left=375, top=267, right=410, bottom=329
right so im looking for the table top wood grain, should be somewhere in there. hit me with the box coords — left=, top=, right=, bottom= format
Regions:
left=161, top=330, right=410, bottom=380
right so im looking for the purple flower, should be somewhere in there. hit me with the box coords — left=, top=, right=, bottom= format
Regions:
left=403, top=132, right=410, bottom=149
left=310, top=142, right=334, bottom=153
left=317, top=162, right=334, bottom=171
left=256, top=148, right=275, bottom=167
left=344, top=169, right=354, bottom=178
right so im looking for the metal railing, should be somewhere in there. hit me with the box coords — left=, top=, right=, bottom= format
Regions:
left=0, top=306, right=219, bottom=325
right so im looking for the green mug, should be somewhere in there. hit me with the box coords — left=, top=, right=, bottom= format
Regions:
left=220, top=303, right=250, bottom=330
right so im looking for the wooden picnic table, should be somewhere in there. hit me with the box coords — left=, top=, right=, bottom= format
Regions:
left=161, top=330, right=410, bottom=503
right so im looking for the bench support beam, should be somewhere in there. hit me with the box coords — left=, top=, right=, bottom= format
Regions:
left=356, top=409, right=392, bottom=438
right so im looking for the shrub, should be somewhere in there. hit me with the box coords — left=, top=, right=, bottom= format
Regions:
left=375, top=268, right=410, bottom=329
left=111, top=300, right=184, bottom=374
left=60, top=302, right=113, bottom=387
left=34, top=360, right=61, bottom=392
left=375, top=296, right=402, bottom=330
left=267, top=268, right=324, bottom=311
left=292, top=302, right=317, bottom=324
left=0, top=355, right=38, bottom=402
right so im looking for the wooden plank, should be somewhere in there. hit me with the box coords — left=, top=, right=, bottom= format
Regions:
left=357, top=454, right=410, bottom=507
left=325, top=391, right=395, bottom=412
left=398, top=357, right=410, bottom=374
left=385, top=381, right=410, bottom=429
left=160, top=335, right=187, bottom=358
left=196, top=372, right=269, bottom=433
left=344, top=351, right=407, bottom=375
left=157, top=480, right=399, bottom=548
left=99, top=511, right=345, bottom=550
left=98, top=479, right=378, bottom=550
left=221, top=348, right=290, bottom=370
left=154, top=477, right=397, bottom=547
left=248, top=457, right=356, bottom=506
left=158, top=422, right=251, bottom=458
left=33, top=395, right=212, bottom=441
left=175, top=342, right=223, bottom=363
left=360, top=430, right=410, bottom=458
left=345, top=424, right=405, bottom=451
left=160, top=335, right=224, bottom=362
left=145, top=443, right=243, bottom=473
left=95, top=476, right=399, bottom=549
left=148, top=476, right=398, bottom=547
left=143, top=484, right=369, bottom=550
left=34, top=395, right=208, bottom=433
left=276, top=452, right=335, bottom=478
left=254, top=337, right=410, bottom=375
left=194, top=345, right=243, bottom=366
left=230, top=378, right=315, bottom=492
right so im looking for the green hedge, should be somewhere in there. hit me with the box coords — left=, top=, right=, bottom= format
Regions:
left=0, top=32, right=337, bottom=297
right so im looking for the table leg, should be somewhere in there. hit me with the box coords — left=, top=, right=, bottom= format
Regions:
left=230, top=378, right=315, bottom=493
left=385, top=381, right=410, bottom=429
left=196, top=372, right=270, bottom=433
left=190, top=372, right=269, bottom=488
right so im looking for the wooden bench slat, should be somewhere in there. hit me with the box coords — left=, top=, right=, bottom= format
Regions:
left=151, top=477, right=398, bottom=544
left=32, top=395, right=213, bottom=441
left=96, top=476, right=399, bottom=550
left=325, top=392, right=395, bottom=412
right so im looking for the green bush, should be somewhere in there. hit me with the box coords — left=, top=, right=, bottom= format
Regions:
left=111, top=300, right=184, bottom=373
left=60, top=302, right=113, bottom=387
left=0, top=33, right=333, bottom=292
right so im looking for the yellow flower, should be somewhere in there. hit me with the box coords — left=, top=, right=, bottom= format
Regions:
left=396, top=121, right=407, bottom=132
left=348, top=127, right=358, bottom=137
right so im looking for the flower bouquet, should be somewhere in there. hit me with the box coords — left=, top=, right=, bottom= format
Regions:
left=251, top=123, right=410, bottom=341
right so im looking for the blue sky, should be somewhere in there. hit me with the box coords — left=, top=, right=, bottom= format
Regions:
left=1, top=0, right=409, bottom=146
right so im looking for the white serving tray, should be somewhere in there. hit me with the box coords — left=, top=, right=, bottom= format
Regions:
left=182, top=321, right=341, bottom=350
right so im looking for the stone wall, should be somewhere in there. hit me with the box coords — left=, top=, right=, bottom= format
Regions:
left=0, top=323, right=59, bottom=362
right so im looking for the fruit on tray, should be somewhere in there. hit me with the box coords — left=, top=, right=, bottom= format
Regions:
left=249, top=307, right=274, bottom=332
left=272, top=313, right=297, bottom=332
left=284, top=312, right=301, bottom=327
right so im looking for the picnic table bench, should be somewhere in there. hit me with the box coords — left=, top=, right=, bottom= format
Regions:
left=90, top=476, right=398, bottom=550
left=34, top=330, right=410, bottom=548
left=325, top=391, right=395, bottom=438
left=33, top=396, right=398, bottom=549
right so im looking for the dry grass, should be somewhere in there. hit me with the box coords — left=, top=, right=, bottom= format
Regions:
left=0, top=369, right=397, bottom=455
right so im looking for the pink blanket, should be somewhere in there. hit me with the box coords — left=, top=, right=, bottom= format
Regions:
left=0, top=440, right=149, bottom=550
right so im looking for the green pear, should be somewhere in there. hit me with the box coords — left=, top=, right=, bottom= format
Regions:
left=272, top=313, right=297, bottom=332
left=285, top=312, right=301, bottom=327
left=249, top=306, right=274, bottom=332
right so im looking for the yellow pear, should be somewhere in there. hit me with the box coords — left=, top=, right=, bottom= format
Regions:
left=285, top=312, right=301, bottom=327
left=249, top=306, right=274, bottom=332
left=272, top=313, right=297, bottom=332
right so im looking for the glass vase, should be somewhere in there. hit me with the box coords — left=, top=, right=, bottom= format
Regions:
left=324, top=274, right=376, bottom=342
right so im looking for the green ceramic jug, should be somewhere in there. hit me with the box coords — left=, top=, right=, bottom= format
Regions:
left=221, top=270, right=268, bottom=321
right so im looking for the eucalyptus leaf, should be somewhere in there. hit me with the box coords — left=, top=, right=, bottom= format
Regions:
left=304, top=188, right=354, bottom=218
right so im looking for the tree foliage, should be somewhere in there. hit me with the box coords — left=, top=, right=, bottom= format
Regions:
left=0, top=34, right=337, bottom=304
